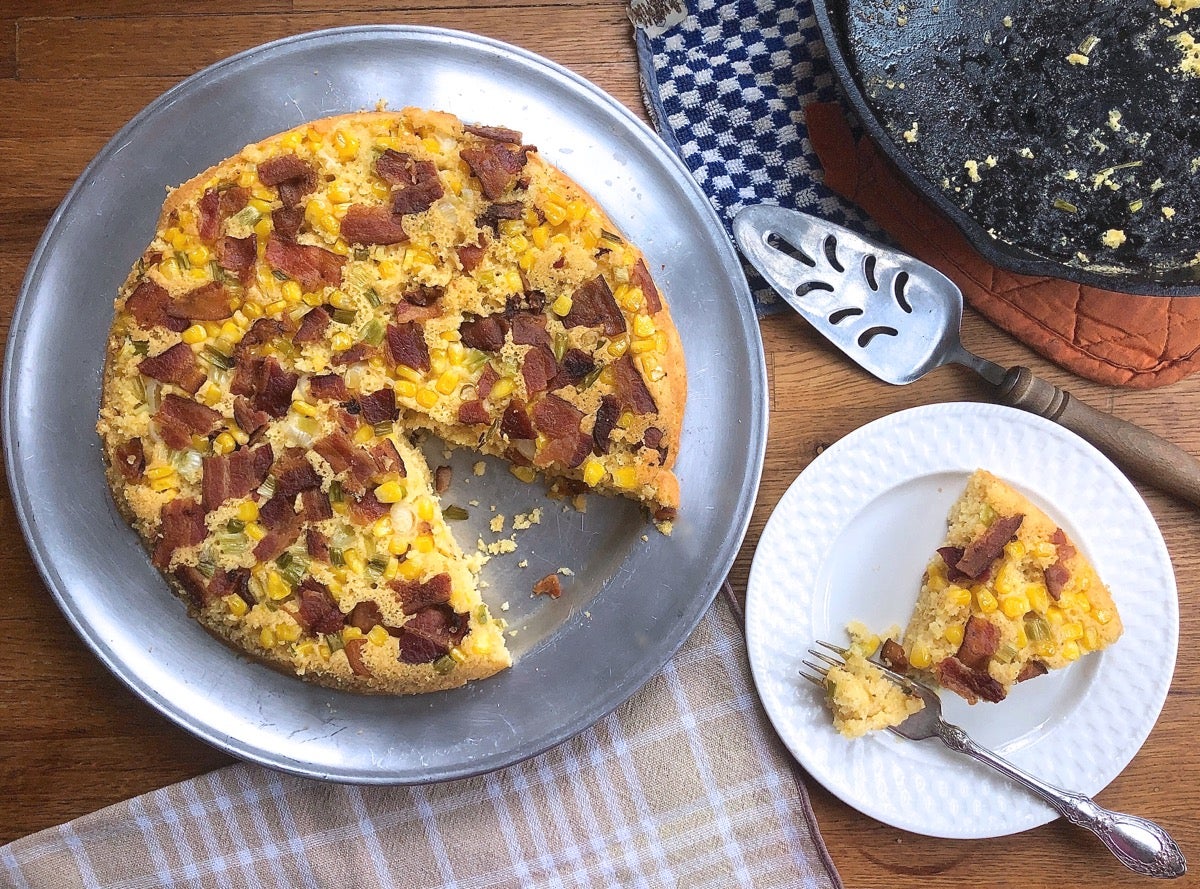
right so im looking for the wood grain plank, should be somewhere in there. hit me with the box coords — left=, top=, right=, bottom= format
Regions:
left=18, top=7, right=634, bottom=82
left=0, top=18, right=15, bottom=80
left=15, top=1, right=289, bottom=16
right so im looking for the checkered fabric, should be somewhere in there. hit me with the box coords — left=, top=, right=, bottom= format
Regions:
left=0, top=589, right=842, bottom=889
left=634, top=0, right=878, bottom=313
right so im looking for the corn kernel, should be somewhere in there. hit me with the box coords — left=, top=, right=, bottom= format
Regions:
left=212, top=432, right=237, bottom=456
left=1062, top=641, right=1081, bottom=661
left=368, top=625, right=390, bottom=646
left=420, top=136, right=440, bottom=154
left=353, top=424, right=374, bottom=445
left=266, top=571, right=291, bottom=601
left=1000, top=595, right=1030, bottom=619
left=331, top=331, right=354, bottom=352
left=1003, top=540, right=1026, bottom=561
left=1082, top=626, right=1100, bottom=651
left=331, top=129, right=360, bottom=160
left=275, top=622, right=302, bottom=643
left=375, top=481, right=405, bottom=503
left=613, top=466, right=638, bottom=489
left=395, top=379, right=418, bottom=399
left=1074, top=594, right=1092, bottom=613
left=944, top=624, right=965, bottom=646
left=633, top=314, right=656, bottom=337
left=511, top=465, right=537, bottom=483
left=1031, top=541, right=1056, bottom=560
left=259, top=626, right=276, bottom=648
left=145, top=464, right=175, bottom=481
left=397, top=558, right=423, bottom=580
left=530, top=225, right=550, bottom=249
left=415, top=497, right=435, bottom=522
left=254, top=217, right=273, bottom=239
left=543, top=201, right=568, bottom=226
left=280, top=280, right=303, bottom=305
left=343, top=548, right=365, bottom=575
left=518, top=249, right=537, bottom=271
left=280, top=130, right=304, bottom=151
left=382, top=556, right=399, bottom=580
left=182, top=324, right=208, bottom=345
left=582, top=459, right=606, bottom=487
left=1046, top=607, right=1065, bottom=624
left=196, top=381, right=222, bottom=407
left=245, top=521, right=266, bottom=540
left=435, top=370, right=459, bottom=395
left=908, top=643, right=932, bottom=670
left=414, top=534, right=434, bottom=553
left=1062, top=621, right=1084, bottom=641
left=550, top=294, right=573, bottom=316
left=975, top=588, right=998, bottom=613
left=237, top=500, right=259, bottom=523
left=449, top=646, right=468, bottom=664
left=1095, top=609, right=1113, bottom=625
left=223, top=594, right=249, bottom=618
left=630, top=336, right=656, bottom=355
left=947, top=585, right=972, bottom=607
left=265, top=299, right=288, bottom=316
left=607, top=335, right=630, bottom=358
left=416, top=388, right=439, bottom=408
left=489, top=377, right=514, bottom=402
left=1027, top=582, right=1051, bottom=614
left=241, top=301, right=263, bottom=320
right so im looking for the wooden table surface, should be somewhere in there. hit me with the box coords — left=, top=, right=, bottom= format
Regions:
left=1, top=2, right=1196, bottom=886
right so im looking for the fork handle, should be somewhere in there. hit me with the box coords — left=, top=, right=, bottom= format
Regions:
left=938, top=722, right=1186, bottom=878
left=996, top=366, right=1200, bottom=508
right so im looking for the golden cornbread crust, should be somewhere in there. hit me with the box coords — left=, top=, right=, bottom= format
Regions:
left=903, top=469, right=1122, bottom=703
left=97, top=107, right=685, bottom=694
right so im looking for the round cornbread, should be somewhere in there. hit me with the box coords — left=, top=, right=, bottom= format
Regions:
left=96, top=107, right=686, bottom=694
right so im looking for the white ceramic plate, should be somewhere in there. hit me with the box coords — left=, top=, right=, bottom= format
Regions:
left=745, top=402, right=1176, bottom=839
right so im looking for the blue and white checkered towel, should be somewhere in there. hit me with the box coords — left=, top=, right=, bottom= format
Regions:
left=633, top=0, right=878, bottom=313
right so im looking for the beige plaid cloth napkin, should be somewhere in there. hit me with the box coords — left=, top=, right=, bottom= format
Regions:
left=0, top=587, right=841, bottom=889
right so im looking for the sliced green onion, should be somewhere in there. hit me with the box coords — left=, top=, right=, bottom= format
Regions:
left=272, top=269, right=290, bottom=282
left=1053, top=198, right=1078, bottom=214
left=443, top=505, right=469, bottom=521
left=1024, top=613, right=1052, bottom=643
left=209, top=260, right=226, bottom=282
left=257, top=475, right=277, bottom=498
left=1129, top=198, right=1144, bottom=213
left=372, top=420, right=393, bottom=436
left=578, top=366, right=604, bottom=390
left=1077, top=34, right=1099, bottom=55
left=176, top=250, right=192, bottom=270
left=474, top=604, right=491, bottom=624
left=552, top=332, right=569, bottom=363
left=202, top=346, right=235, bottom=370
left=994, top=643, right=1019, bottom=664
left=433, top=655, right=456, bottom=675
left=226, top=519, right=245, bottom=533
left=130, top=338, right=150, bottom=356
left=330, top=547, right=345, bottom=567
left=229, top=206, right=261, bottom=228
left=196, top=554, right=216, bottom=578
left=328, top=480, right=344, bottom=503
left=364, top=287, right=382, bottom=307
left=360, top=318, right=385, bottom=346
left=332, top=307, right=357, bottom=325
left=600, top=228, right=624, bottom=243
left=326, top=633, right=345, bottom=653
left=353, top=246, right=370, bottom=261
left=366, top=555, right=389, bottom=577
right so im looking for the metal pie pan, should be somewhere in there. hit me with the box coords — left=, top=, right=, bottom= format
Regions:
left=2, top=26, right=767, bottom=783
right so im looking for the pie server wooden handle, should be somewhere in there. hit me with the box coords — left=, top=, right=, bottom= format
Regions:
left=998, top=366, right=1200, bottom=507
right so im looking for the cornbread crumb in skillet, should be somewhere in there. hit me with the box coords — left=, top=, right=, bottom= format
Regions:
left=96, top=108, right=686, bottom=694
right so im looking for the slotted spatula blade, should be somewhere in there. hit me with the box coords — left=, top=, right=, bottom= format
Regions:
left=733, top=203, right=992, bottom=385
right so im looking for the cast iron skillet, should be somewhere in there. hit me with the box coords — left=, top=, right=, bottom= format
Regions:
left=813, top=0, right=1200, bottom=296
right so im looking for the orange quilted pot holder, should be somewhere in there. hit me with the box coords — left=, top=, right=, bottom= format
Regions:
left=806, top=101, right=1200, bottom=389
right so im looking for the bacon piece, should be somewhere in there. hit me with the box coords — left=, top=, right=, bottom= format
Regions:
left=358, top=388, right=398, bottom=425
left=937, top=546, right=972, bottom=583
left=272, top=205, right=305, bottom=242
left=532, top=394, right=590, bottom=468
left=934, top=656, right=1006, bottom=704
left=152, top=498, right=206, bottom=568
left=293, top=579, right=344, bottom=636
left=563, top=275, right=625, bottom=336
left=642, top=426, right=664, bottom=450
left=461, top=142, right=530, bottom=200
left=385, top=321, right=430, bottom=372
left=395, top=628, right=446, bottom=665
left=234, top=317, right=285, bottom=358
left=293, top=306, right=331, bottom=344
left=346, top=600, right=384, bottom=633
left=312, top=431, right=359, bottom=474
left=1016, top=660, right=1049, bottom=683
left=476, top=363, right=499, bottom=401
left=501, top=402, right=536, bottom=440
left=114, top=438, right=146, bottom=481
left=395, top=605, right=467, bottom=664
left=374, top=150, right=444, bottom=215
left=308, top=373, right=349, bottom=402
left=371, top=438, right=405, bottom=477
left=300, top=489, right=333, bottom=522
left=306, top=527, right=330, bottom=563
left=173, top=565, right=213, bottom=609
left=521, top=345, right=558, bottom=395
left=592, top=394, right=620, bottom=455
left=344, top=637, right=372, bottom=676
left=331, top=342, right=375, bottom=366
left=125, top=280, right=188, bottom=332
left=257, top=491, right=298, bottom=531
left=264, top=235, right=345, bottom=291
left=348, top=489, right=390, bottom=525
left=880, top=638, right=909, bottom=673
left=402, top=284, right=443, bottom=307
left=257, top=154, right=316, bottom=206
left=464, top=123, right=523, bottom=144
left=393, top=301, right=442, bottom=323
left=155, top=394, right=221, bottom=450
left=391, top=572, right=453, bottom=615
left=533, top=574, right=563, bottom=598
left=273, top=451, right=322, bottom=499
left=138, top=342, right=206, bottom=394
left=611, top=354, right=658, bottom=415
left=955, top=615, right=1000, bottom=671
left=340, top=204, right=409, bottom=245
left=434, top=465, right=452, bottom=495
left=458, top=399, right=489, bottom=425
left=234, top=356, right=298, bottom=419
left=252, top=512, right=303, bottom=562
left=957, top=514, right=1025, bottom=579
left=209, top=566, right=253, bottom=610
left=1044, top=562, right=1071, bottom=601
left=201, top=443, right=273, bottom=512
left=630, top=257, right=663, bottom=314
left=457, top=242, right=486, bottom=272
left=167, top=282, right=233, bottom=322
left=549, top=348, right=596, bottom=391
left=477, top=201, right=523, bottom=232
left=509, top=311, right=550, bottom=348
left=218, top=235, right=256, bottom=284
left=460, top=314, right=508, bottom=352
left=197, top=185, right=250, bottom=243
left=233, top=396, right=271, bottom=438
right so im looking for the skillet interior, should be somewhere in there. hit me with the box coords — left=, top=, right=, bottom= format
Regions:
left=814, top=0, right=1200, bottom=295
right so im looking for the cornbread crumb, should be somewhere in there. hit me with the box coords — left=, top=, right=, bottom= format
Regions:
left=964, top=159, right=982, bottom=183
left=473, top=462, right=486, bottom=477
left=1066, top=52, right=1090, bottom=65
left=1101, top=228, right=1127, bottom=248
left=490, top=515, right=506, bottom=533
left=903, top=121, right=919, bottom=143
left=512, top=508, right=542, bottom=530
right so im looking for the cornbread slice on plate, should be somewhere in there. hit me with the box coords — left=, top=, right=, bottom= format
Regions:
left=900, top=469, right=1123, bottom=704
left=97, top=106, right=686, bottom=694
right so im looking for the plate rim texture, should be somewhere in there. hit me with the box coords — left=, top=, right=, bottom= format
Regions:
left=2, top=25, right=767, bottom=784
left=744, top=402, right=1176, bottom=838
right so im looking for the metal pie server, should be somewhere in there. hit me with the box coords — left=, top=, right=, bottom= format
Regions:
left=733, top=204, right=1200, bottom=507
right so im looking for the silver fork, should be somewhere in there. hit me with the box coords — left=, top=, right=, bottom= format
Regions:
left=803, top=641, right=1187, bottom=879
